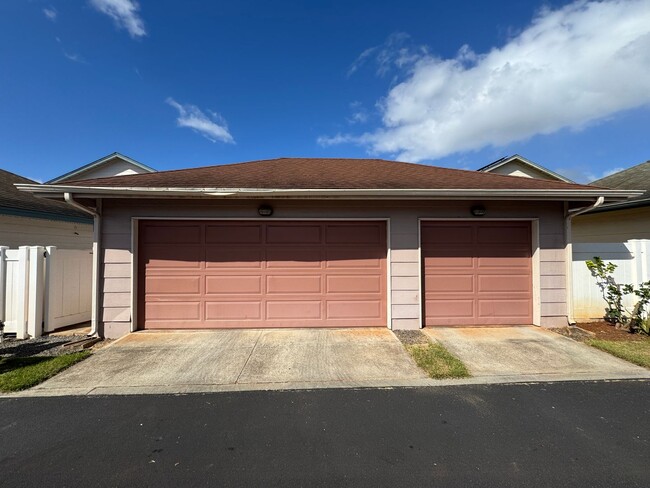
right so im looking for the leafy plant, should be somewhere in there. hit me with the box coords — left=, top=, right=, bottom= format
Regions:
left=585, top=257, right=627, bottom=326
left=585, top=257, right=650, bottom=334
left=630, top=281, right=650, bottom=334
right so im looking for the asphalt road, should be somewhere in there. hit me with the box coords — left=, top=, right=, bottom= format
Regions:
left=1, top=380, right=648, bottom=487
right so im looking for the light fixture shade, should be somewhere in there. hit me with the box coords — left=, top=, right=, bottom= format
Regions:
left=258, top=205, right=273, bottom=216
left=470, top=205, right=486, bottom=216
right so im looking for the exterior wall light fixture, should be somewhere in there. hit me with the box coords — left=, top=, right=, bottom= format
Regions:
left=470, top=205, right=486, bottom=217
left=258, top=205, right=274, bottom=217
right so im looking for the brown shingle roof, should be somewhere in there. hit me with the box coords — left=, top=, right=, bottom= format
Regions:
left=65, top=158, right=599, bottom=191
left=0, top=169, right=91, bottom=222
left=591, top=160, right=650, bottom=201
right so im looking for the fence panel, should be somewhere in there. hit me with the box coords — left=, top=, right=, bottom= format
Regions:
left=573, top=240, right=650, bottom=320
left=44, top=248, right=93, bottom=331
left=2, top=247, right=29, bottom=337
left=1, top=246, right=92, bottom=336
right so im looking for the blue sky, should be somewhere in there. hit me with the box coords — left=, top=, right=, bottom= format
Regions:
left=1, top=0, right=649, bottom=183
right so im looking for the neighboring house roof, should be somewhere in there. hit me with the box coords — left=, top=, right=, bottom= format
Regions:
left=18, top=158, right=639, bottom=201
left=587, top=160, right=650, bottom=213
left=0, top=169, right=92, bottom=223
left=46, top=152, right=156, bottom=184
left=478, top=154, right=574, bottom=183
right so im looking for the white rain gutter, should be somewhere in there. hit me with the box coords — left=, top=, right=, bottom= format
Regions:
left=564, top=196, right=605, bottom=325
left=15, top=183, right=643, bottom=200
left=64, top=193, right=101, bottom=338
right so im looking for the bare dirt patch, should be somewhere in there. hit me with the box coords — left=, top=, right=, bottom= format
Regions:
left=576, top=321, right=649, bottom=342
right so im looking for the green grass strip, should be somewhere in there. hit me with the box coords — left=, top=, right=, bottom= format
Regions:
left=406, top=342, right=470, bottom=379
left=587, top=339, right=650, bottom=369
left=0, top=351, right=91, bottom=392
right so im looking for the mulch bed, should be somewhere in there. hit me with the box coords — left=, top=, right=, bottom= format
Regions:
left=575, top=321, right=649, bottom=342
left=0, top=335, right=89, bottom=358
left=393, top=330, right=430, bottom=345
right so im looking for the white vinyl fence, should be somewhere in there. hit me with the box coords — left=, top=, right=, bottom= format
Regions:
left=572, top=240, right=650, bottom=320
left=0, top=246, right=92, bottom=338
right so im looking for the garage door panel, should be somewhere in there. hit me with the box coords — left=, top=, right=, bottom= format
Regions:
left=142, top=224, right=202, bottom=244
left=425, top=299, right=474, bottom=319
left=477, top=225, right=530, bottom=244
left=205, top=225, right=262, bottom=244
left=205, top=247, right=263, bottom=268
left=326, top=275, right=382, bottom=293
left=477, top=255, right=531, bottom=267
left=326, top=300, right=382, bottom=319
left=422, top=221, right=532, bottom=326
left=139, top=220, right=386, bottom=329
left=146, top=301, right=201, bottom=320
left=205, top=276, right=262, bottom=295
left=423, top=258, right=475, bottom=270
left=144, top=245, right=202, bottom=269
left=425, top=274, right=474, bottom=292
left=266, top=275, right=322, bottom=294
left=266, top=224, right=322, bottom=244
left=266, top=301, right=322, bottom=320
left=478, top=299, right=531, bottom=319
left=478, top=275, right=531, bottom=292
left=421, top=225, right=473, bottom=244
left=325, top=247, right=383, bottom=268
left=326, top=224, right=383, bottom=245
left=265, top=247, right=323, bottom=268
left=206, top=301, right=262, bottom=320
left=146, top=276, right=201, bottom=295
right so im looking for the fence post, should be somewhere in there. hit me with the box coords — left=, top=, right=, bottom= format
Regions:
left=43, top=246, right=57, bottom=333
left=15, top=246, right=30, bottom=339
left=639, top=239, right=650, bottom=281
left=27, top=246, right=45, bottom=338
left=0, top=246, right=8, bottom=326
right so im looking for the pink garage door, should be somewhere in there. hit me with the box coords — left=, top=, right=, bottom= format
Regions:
left=138, top=221, right=387, bottom=329
left=421, top=221, right=533, bottom=326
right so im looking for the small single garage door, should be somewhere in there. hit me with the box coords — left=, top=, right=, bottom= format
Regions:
left=421, top=221, right=533, bottom=326
left=138, top=220, right=387, bottom=329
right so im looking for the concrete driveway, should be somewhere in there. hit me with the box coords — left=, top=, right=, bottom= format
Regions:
left=12, top=325, right=650, bottom=397
left=424, top=326, right=650, bottom=382
left=21, top=328, right=430, bottom=396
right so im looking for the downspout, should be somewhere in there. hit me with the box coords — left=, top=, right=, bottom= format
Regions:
left=64, top=193, right=101, bottom=337
left=565, top=196, right=604, bottom=325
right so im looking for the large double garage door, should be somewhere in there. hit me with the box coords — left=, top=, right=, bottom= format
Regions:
left=138, top=221, right=388, bottom=329
left=138, top=220, right=533, bottom=329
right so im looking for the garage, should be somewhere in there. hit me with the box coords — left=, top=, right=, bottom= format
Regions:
left=421, top=221, right=533, bottom=326
left=137, top=220, right=387, bottom=329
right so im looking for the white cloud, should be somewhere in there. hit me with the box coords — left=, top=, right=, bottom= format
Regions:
left=89, top=0, right=146, bottom=38
left=347, top=32, right=426, bottom=78
left=55, top=37, right=86, bottom=64
left=43, top=7, right=57, bottom=21
left=322, top=0, right=650, bottom=162
left=166, top=98, right=234, bottom=144
left=347, top=101, right=369, bottom=124
left=63, top=51, right=84, bottom=63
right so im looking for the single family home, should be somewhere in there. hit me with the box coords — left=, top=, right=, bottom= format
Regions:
left=18, top=157, right=639, bottom=338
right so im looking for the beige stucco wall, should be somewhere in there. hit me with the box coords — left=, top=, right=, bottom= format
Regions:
left=0, top=214, right=93, bottom=249
left=98, top=199, right=569, bottom=338
left=572, top=206, right=650, bottom=243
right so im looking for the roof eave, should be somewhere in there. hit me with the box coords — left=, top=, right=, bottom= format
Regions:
left=15, top=183, right=643, bottom=201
